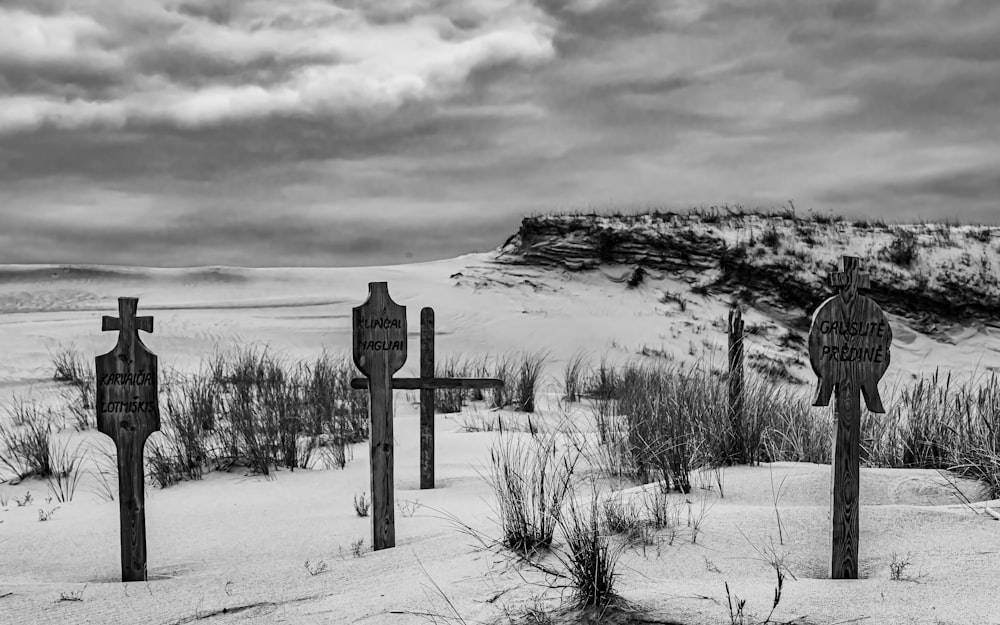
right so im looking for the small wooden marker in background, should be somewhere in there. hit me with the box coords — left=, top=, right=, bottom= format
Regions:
left=95, top=297, right=160, bottom=582
left=808, top=256, right=892, bottom=580
left=727, top=307, right=746, bottom=465
left=352, top=285, right=503, bottom=549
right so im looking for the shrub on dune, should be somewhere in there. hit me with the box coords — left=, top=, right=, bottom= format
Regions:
left=485, top=431, right=581, bottom=557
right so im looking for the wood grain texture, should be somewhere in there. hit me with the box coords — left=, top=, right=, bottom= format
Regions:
left=352, top=282, right=406, bottom=551
left=727, top=307, right=745, bottom=464
left=808, top=256, right=892, bottom=413
left=807, top=256, right=891, bottom=580
left=420, top=307, right=434, bottom=490
left=95, top=297, right=160, bottom=583
left=350, top=377, right=504, bottom=390
left=831, top=376, right=861, bottom=579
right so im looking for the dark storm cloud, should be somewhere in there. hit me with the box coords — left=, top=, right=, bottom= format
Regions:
left=1, top=0, right=998, bottom=267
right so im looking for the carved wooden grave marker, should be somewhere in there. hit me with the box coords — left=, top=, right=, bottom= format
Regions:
left=353, top=282, right=407, bottom=551
left=808, top=256, right=892, bottom=579
left=95, top=297, right=160, bottom=582
left=352, top=285, right=503, bottom=548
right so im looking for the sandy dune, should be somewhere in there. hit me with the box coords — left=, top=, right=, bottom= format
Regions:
left=1, top=255, right=999, bottom=625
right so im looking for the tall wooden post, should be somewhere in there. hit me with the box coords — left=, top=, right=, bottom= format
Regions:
left=95, top=297, right=160, bottom=582
left=727, top=307, right=746, bottom=464
left=420, top=308, right=435, bottom=490
left=353, top=296, right=502, bottom=500
left=808, top=256, right=892, bottom=579
left=353, top=283, right=407, bottom=551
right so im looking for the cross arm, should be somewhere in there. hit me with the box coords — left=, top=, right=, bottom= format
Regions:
left=102, top=316, right=154, bottom=333
left=351, top=377, right=504, bottom=391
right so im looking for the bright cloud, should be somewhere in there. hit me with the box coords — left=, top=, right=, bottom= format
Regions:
left=0, top=0, right=555, bottom=133
left=1, top=0, right=998, bottom=266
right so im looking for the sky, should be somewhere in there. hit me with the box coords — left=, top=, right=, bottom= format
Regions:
left=0, top=0, right=998, bottom=267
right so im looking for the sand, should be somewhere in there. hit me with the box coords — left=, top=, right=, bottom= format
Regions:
left=1, top=254, right=999, bottom=625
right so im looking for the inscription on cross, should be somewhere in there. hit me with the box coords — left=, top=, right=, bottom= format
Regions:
left=808, top=256, right=892, bottom=580
left=352, top=283, right=502, bottom=550
left=95, top=297, right=161, bottom=582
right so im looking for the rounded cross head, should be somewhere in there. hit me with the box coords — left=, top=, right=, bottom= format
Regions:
left=353, top=282, right=408, bottom=377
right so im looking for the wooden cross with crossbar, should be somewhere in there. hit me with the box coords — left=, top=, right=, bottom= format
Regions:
left=827, top=255, right=870, bottom=303
left=352, top=283, right=502, bottom=551
left=95, top=297, right=160, bottom=582
left=808, top=256, right=892, bottom=580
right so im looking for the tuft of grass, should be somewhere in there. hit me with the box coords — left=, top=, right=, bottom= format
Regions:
left=57, top=585, right=86, bottom=602
left=353, top=492, right=370, bottom=517
left=562, top=351, right=589, bottom=403
left=88, top=442, right=117, bottom=502
left=351, top=538, right=366, bottom=558
left=46, top=437, right=83, bottom=503
left=38, top=507, right=59, bottom=521
left=397, top=498, right=420, bottom=517
left=484, top=431, right=581, bottom=557
left=555, top=487, right=625, bottom=609
left=50, top=345, right=92, bottom=386
left=514, top=350, right=549, bottom=413
left=489, top=354, right=516, bottom=410
left=0, top=397, right=54, bottom=482
left=889, top=552, right=911, bottom=581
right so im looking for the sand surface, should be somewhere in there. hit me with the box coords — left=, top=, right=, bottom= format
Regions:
left=1, top=255, right=999, bottom=625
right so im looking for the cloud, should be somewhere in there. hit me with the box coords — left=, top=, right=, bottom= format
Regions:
left=1, top=0, right=998, bottom=267
left=0, top=0, right=555, bottom=134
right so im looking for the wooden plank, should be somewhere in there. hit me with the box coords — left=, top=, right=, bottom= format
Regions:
left=808, top=255, right=892, bottom=580
left=353, top=282, right=407, bottom=551
left=350, top=377, right=504, bottom=390
left=831, top=376, right=861, bottom=579
left=95, top=297, right=160, bottom=582
left=420, top=307, right=435, bottom=490
left=727, top=307, right=745, bottom=464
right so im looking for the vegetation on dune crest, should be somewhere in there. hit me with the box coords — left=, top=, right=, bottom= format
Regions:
left=498, top=206, right=1000, bottom=335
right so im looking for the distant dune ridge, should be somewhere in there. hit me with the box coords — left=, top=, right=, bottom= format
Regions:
left=497, top=208, right=1000, bottom=336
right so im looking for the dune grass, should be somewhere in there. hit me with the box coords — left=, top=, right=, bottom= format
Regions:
left=484, top=430, right=582, bottom=557
left=32, top=342, right=1000, bottom=501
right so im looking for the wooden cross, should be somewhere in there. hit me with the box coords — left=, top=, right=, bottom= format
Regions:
left=352, top=283, right=502, bottom=550
left=95, top=297, right=160, bottom=582
left=827, top=256, right=871, bottom=303
left=808, top=256, right=892, bottom=580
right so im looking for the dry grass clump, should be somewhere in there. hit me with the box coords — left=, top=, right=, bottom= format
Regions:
left=45, top=436, right=83, bottom=502
left=203, top=347, right=367, bottom=477
left=489, top=353, right=517, bottom=410
left=49, top=345, right=96, bottom=430
left=485, top=431, right=581, bottom=557
left=867, top=369, right=1000, bottom=498
left=0, top=397, right=55, bottom=482
left=562, top=351, right=589, bottom=403
left=515, top=350, right=549, bottom=413
left=553, top=487, right=626, bottom=609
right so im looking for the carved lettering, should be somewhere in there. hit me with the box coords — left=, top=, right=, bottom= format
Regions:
left=100, top=372, right=155, bottom=386
left=99, top=399, right=157, bottom=413
left=361, top=340, right=406, bottom=351
left=358, top=317, right=403, bottom=330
